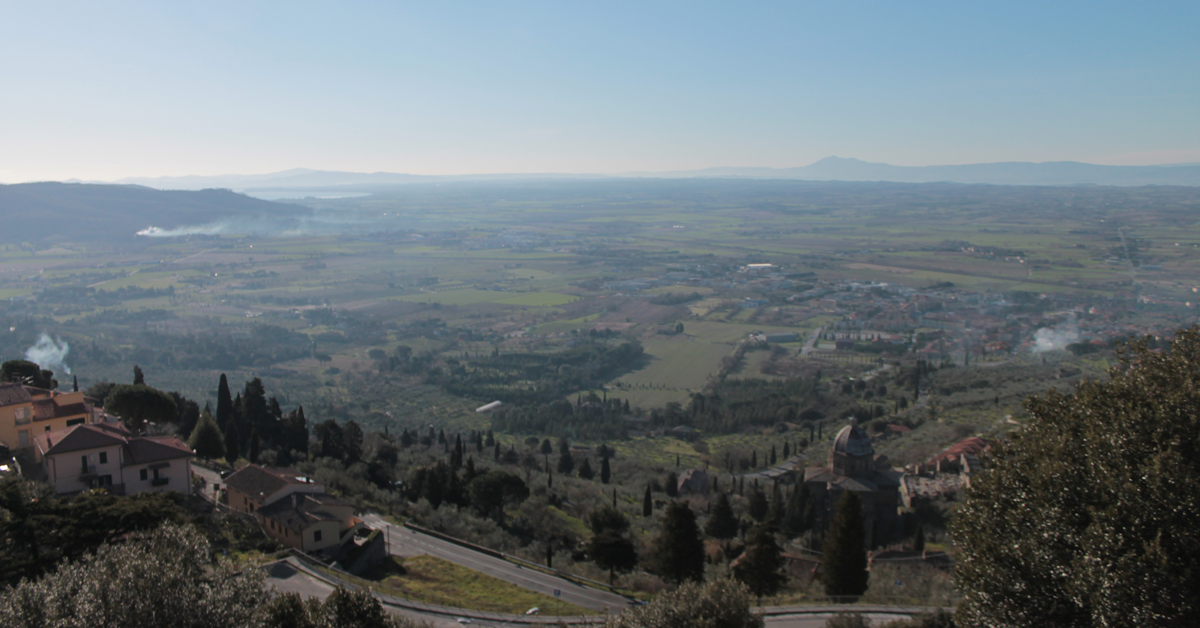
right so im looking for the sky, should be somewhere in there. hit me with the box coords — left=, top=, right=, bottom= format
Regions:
left=2, top=1, right=1198, bottom=182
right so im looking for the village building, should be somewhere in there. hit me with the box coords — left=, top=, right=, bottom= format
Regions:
left=34, top=422, right=193, bottom=495
left=804, top=418, right=902, bottom=545
left=0, top=383, right=101, bottom=457
left=222, top=463, right=364, bottom=553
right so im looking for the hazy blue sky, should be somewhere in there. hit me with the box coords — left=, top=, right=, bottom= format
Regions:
left=2, top=2, right=1197, bottom=182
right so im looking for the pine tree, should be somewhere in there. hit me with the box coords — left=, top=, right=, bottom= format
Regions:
left=705, top=492, right=738, bottom=540
left=649, top=501, right=705, bottom=584
left=643, top=485, right=652, bottom=517
left=821, top=491, right=869, bottom=598
left=600, top=456, right=611, bottom=484
left=733, top=524, right=787, bottom=601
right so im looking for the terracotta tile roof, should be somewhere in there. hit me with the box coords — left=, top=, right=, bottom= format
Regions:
left=123, top=437, right=192, bottom=465
left=258, top=492, right=348, bottom=533
left=0, top=383, right=33, bottom=407
left=224, top=464, right=317, bottom=502
left=36, top=424, right=126, bottom=456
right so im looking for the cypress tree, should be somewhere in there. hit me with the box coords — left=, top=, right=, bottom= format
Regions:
left=223, top=422, right=241, bottom=466
left=248, top=429, right=260, bottom=464
left=751, top=451, right=757, bottom=469
left=782, top=441, right=790, bottom=458
left=704, top=492, right=738, bottom=540
left=781, top=483, right=811, bottom=538
left=578, top=457, right=595, bottom=480
left=748, top=486, right=769, bottom=522
left=769, top=445, right=777, bottom=466
left=643, top=485, right=653, bottom=517
left=600, top=456, right=611, bottom=484
left=733, top=524, right=788, bottom=601
left=216, top=373, right=232, bottom=431
left=648, top=501, right=705, bottom=584
left=821, top=491, right=869, bottom=598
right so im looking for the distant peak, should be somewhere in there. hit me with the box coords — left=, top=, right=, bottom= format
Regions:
left=810, top=156, right=865, bottom=165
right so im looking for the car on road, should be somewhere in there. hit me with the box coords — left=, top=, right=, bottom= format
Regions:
left=525, top=607, right=539, bottom=615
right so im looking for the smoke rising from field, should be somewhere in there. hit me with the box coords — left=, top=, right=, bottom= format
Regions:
left=1032, top=318, right=1079, bottom=353
left=26, top=333, right=71, bottom=375
left=136, top=210, right=374, bottom=238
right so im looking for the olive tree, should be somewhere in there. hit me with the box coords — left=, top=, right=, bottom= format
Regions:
left=954, top=327, right=1200, bottom=627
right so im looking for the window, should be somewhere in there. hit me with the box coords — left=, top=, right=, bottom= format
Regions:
left=81, top=455, right=88, bottom=472
left=14, top=407, right=31, bottom=425
left=314, top=530, right=322, bottom=542
left=66, top=418, right=85, bottom=426
left=99, top=452, right=108, bottom=464
left=17, top=430, right=28, bottom=447
left=140, top=469, right=148, bottom=481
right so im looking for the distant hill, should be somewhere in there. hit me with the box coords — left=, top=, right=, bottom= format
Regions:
left=96, top=157, right=1200, bottom=192
left=0, top=182, right=306, bottom=243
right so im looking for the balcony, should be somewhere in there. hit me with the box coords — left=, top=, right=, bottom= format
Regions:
left=151, top=477, right=169, bottom=487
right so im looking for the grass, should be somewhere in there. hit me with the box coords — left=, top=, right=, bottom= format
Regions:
left=359, top=555, right=595, bottom=615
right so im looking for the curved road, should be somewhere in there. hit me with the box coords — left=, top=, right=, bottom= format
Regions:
left=361, top=514, right=633, bottom=613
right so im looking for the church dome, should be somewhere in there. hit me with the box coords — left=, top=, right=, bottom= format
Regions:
left=832, top=418, right=874, bottom=458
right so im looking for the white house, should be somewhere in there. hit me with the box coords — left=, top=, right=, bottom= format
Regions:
left=34, top=423, right=193, bottom=496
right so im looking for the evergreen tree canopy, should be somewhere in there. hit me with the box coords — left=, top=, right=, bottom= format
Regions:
left=649, top=501, right=705, bottom=584
left=733, top=524, right=787, bottom=600
left=954, top=328, right=1200, bottom=628
left=1, top=359, right=56, bottom=390
left=188, top=411, right=225, bottom=460
left=705, top=492, right=738, bottom=540
left=216, top=373, right=233, bottom=430
left=104, top=384, right=177, bottom=433
left=578, top=457, right=595, bottom=480
left=821, top=491, right=869, bottom=598
left=600, top=455, right=612, bottom=484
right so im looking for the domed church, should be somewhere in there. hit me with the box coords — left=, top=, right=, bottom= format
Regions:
left=804, top=418, right=903, bottom=544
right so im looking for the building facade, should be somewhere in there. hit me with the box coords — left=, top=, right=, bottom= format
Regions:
left=1, top=383, right=99, bottom=456
left=34, top=422, right=193, bottom=495
left=804, top=418, right=903, bottom=546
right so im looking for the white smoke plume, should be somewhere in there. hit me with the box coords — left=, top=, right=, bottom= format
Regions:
left=136, top=210, right=374, bottom=238
left=25, top=333, right=71, bottom=375
left=1032, top=319, right=1079, bottom=353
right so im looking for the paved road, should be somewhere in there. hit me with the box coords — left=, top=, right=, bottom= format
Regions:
left=800, top=326, right=824, bottom=357
left=192, top=464, right=225, bottom=500
left=266, top=560, right=470, bottom=628
left=362, top=514, right=634, bottom=613
left=765, top=611, right=919, bottom=627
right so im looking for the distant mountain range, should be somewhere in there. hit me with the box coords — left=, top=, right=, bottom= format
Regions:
left=95, top=157, right=1200, bottom=191
left=0, top=182, right=307, bottom=243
